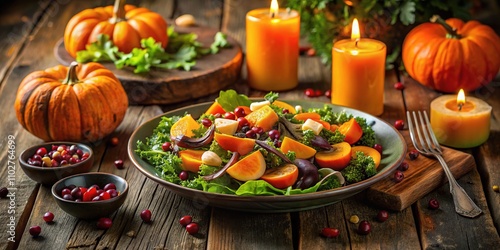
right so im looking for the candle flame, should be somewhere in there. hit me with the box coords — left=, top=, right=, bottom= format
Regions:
left=457, top=89, right=465, bottom=111
left=270, top=0, right=279, bottom=18
left=351, top=18, right=360, bottom=40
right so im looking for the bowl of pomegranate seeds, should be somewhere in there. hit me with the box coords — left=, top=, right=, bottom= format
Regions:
left=51, top=172, right=128, bottom=219
left=19, top=142, right=94, bottom=186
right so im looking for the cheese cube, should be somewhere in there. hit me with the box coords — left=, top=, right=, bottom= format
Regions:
left=250, top=100, right=271, bottom=111
left=301, top=119, right=324, bottom=135
left=214, top=118, right=239, bottom=135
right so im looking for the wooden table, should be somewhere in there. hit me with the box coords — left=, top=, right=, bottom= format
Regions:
left=1, top=0, right=500, bottom=249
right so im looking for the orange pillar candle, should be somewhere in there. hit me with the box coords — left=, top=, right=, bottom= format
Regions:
left=430, top=89, right=492, bottom=148
left=331, top=19, right=386, bottom=116
left=246, top=0, right=299, bottom=91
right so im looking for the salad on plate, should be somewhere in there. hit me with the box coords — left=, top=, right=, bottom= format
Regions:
left=135, top=90, right=382, bottom=196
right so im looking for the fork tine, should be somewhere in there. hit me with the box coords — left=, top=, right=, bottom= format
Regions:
left=406, top=111, right=420, bottom=151
left=423, top=111, right=443, bottom=154
left=417, top=111, right=437, bottom=154
left=412, top=111, right=428, bottom=153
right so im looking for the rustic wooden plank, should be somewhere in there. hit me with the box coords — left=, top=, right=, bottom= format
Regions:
left=366, top=131, right=476, bottom=211
left=207, top=209, right=294, bottom=250
left=416, top=167, right=500, bottom=249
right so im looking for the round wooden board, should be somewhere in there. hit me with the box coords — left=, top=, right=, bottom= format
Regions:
left=54, top=26, right=243, bottom=105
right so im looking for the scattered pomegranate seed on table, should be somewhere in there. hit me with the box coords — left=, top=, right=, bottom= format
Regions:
left=321, top=227, right=340, bottom=238
left=408, top=150, right=419, bottom=160
left=305, top=88, right=315, bottom=97
left=394, top=120, right=405, bottom=130
left=394, top=82, right=405, bottom=90
left=306, top=48, right=316, bottom=56
left=140, top=209, right=152, bottom=223
left=109, top=137, right=119, bottom=146
left=376, top=210, right=389, bottom=222
left=186, top=222, right=199, bottom=235
left=179, top=215, right=192, bottom=227
left=357, top=220, right=371, bottom=235
left=324, top=89, right=331, bottom=98
left=398, top=161, right=409, bottom=171
left=114, top=159, right=124, bottom=169
left=393, top=170, right=404, bottom=183
left=43, top=212, right=54, bottom=223
left=428, top=198, right=440, bottom=210
left=29, top=225, right=41, bottom=237
left=97, top=218, right=113, bottom=229
left=314, top=89, right=323, bottom=97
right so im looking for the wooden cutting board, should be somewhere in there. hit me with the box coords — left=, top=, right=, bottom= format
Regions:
left=366, top=131, right=476, bottom=211
left=54, top=26, right=243, bottom=105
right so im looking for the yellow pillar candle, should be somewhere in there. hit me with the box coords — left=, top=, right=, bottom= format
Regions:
left=430, top=90, right=492, bottom=148
left=331, top=19, right=386, bottom=116
left=246, top=0, right=299, bottom=91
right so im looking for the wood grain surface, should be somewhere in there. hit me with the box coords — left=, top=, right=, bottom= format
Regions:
left=367, top=131, right=476, bottom=211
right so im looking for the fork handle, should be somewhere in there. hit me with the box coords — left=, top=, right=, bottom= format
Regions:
left=435, top=154, right=483, bottom=218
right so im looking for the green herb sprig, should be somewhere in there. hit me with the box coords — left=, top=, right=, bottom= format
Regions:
left=76, top=26, right=231, bottom=73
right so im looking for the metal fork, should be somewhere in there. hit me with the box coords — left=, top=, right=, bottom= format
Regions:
left=406, top=111, right=482, bottom=218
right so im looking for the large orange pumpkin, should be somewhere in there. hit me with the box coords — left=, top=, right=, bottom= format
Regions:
left=402, top=16, right=500, bottom=93
left=64, top=0, right=168, bottom=58
left=14, top=62, right=129, bottom=142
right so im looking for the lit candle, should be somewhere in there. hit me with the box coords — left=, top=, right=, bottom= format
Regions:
left=246, top=0, right=300, bottom=91
left=331, top=18, right=386, bottom=116
left=430, top=89, right=492, bottom=148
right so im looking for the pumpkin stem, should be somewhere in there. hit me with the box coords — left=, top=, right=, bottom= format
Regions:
left=62, top=62, right=80, bottom=86
left=430, top=15, right=462, bottom=39
left=111, top=0, right=127, bottom=23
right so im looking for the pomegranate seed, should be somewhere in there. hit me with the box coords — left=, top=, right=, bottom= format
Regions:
left=186, top=222, right=199, bottom=235
left=306, top=48, right=316, bottom=56
left=97, top=218, right=113, bottom=229
left=234, top=107, right=247, bottom=117
left=393, top=170, right=404, bottom=183
left=179, top=215, right=192, bottom=226
left=52, top=145, right=58, bottom=151
left=162, top=142, right=172, bottom=152
left=245, top=130, right=256, bottom=139
left=106, top=189, right=118, bottom=198
left=321, top=227, right=340, bottom=238
left=140, top=209, right=152, bottom=223
left=394, top=82, right=405, bottom=90
left=223, top=112, right=236, bottom=120
left=237, top=117, right=250, bottom=128
left=29, top=225, right=41, bottom=237
left=179, top=171, right=189, bottom=181
left=299, top=46, right=311, bottom=55
left=408, top=150, right=419, bottom=160
left=315, top=89, right=323, bottom=97
left=398, top=161, right=409, bottom=171
left=109, top=137, right=119, bottom=146
left=201, top=118, right=212, bottom=127
left=282, top=108, right=289, bottom=114
left=114, top=159, right=124, bottom=169
left=394, top=119, right=404, bottom=130
left=305, top=88, right=315, bottom=97
left=36, top=147, right=47, bottom=156
left=274, top=139, right=282, bottom=148
left=324, top=89, right=332, bottom=98
left=103, top=183, right=116, bottom=191
left=43, top=212, right=54, bottom=223
left=357, top=220, right=371, bottom=235
left=268, top=129, right=280, bottom=140
left=71, top=187, right=82, bottom=199
left=373, top=144, right=383, bottom=154
left=92, top=196, right=102, bottom=201
left=376, top=210, right=389, bottom=222
left=214, top=113, right=222, bottom=118
left=61, top=188, right=72, bottom=196
left=428, top=198, right=440, bottom=210
left=251, top=126, right=264, bottom=135
left=0, top=187, right=8, bottom=198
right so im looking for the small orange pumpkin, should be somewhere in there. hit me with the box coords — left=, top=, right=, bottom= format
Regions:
left=64, top=0, right=168, bottom=58
left=402, top=16, right=500, bottom=93
left=14, top=62, right=129, bottom=142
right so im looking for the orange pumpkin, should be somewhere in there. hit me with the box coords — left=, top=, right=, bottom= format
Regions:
left=14, top=62, right=129, bottom=142
left=402, top=16, right=500, bottom=93
left=64, top=0, right=168, bottom=58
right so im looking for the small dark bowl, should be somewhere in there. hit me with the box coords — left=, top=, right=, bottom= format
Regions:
left=51, top=172, right=128, bottom=219
left=19, top=142, right=94, bottom=186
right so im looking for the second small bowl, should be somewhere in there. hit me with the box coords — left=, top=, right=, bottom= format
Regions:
left=51, top=172, right=128, bottom=219
left=19, top=142, right=94, bottom=186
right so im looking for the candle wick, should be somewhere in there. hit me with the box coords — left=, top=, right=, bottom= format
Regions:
left=458, top=103, right=463, bottom=111
left=271, top=12, right=275, bottom=18
left=355, top=38, right=360, bottom=48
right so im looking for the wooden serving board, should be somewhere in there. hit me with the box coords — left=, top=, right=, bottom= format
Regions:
left=366, top=131, right=476, bottom=211
left=54, top=26, right=243, bottom=105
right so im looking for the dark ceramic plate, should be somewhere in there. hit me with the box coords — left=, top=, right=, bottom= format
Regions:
left=128, top=100, right=406, bottom=212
